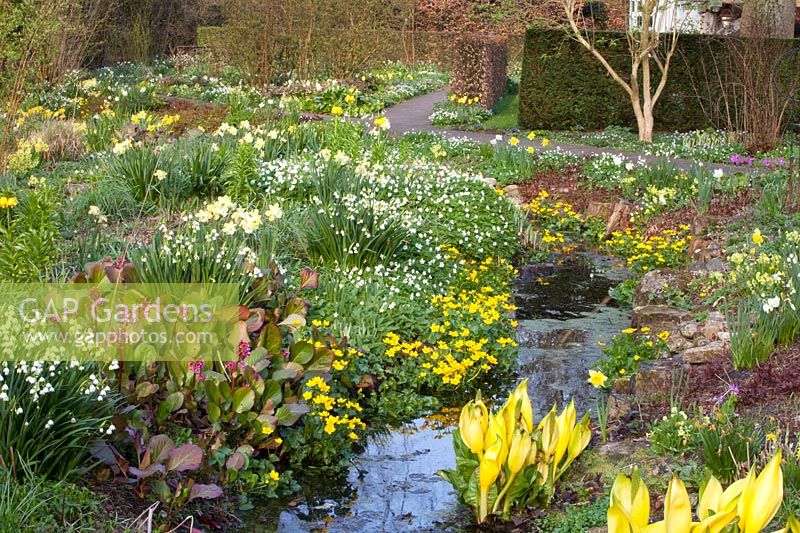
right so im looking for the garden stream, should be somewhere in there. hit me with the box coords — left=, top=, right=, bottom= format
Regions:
left=252, top=254, right=631, bottom=532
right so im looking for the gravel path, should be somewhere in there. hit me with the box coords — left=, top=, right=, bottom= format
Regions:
left=382, top=88, right=748, bottom=174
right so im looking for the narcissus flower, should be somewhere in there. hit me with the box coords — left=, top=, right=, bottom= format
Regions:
left=587, top=370, right=608, bottom=389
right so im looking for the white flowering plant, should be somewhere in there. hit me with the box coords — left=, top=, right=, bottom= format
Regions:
left=131, top=196, right=282, bottom=306
left=0, top=360, right=118, bottom=479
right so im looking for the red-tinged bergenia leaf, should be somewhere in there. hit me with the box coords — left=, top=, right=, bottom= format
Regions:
left=299, top=268, right=319, bottom=290
left=128, top=463, right=166, bottom=479
left=165, top=443, right=203, bottom=472
left=148, top=434, right=175, bottom=464
left=189, top=484, right=223, bottom=501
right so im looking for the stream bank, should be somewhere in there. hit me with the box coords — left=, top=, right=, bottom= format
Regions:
left=268, top=254, right=630, bottom=532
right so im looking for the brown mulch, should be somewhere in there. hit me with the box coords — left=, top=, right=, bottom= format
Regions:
left=682, top=341, right=800, bottom=430
left=158, top=97, right=231, bottom=136
left=640, top=188, right=759, bottom=237
left=517, top=166, right=621, bottom=211
left=90, top=476, right=240, bottom=530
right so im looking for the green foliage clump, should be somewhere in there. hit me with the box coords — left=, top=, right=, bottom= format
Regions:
left=0, top=361, right=118, bottom=479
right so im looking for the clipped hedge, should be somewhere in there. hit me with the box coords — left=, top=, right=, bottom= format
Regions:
left=451, top=34, right=509, bottom=109
left=520, top=28, right=725, bottom=131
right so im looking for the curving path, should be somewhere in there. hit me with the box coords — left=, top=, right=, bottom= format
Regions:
left=382, top=88, right=750, bottom=174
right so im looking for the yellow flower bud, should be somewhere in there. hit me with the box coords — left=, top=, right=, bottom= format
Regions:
left=458, top=400, right=488, bottom=456
left=507, top=429, right=532, bottom=475
left=479, top=434, right=503, bottom=491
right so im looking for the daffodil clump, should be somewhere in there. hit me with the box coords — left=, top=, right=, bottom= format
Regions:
left=603, top=225, right=693, bottom=273
left=720, top=229, right=800, bottom=307
left=15, top=105, right=68, bottom=128
left=430, top=93, right=492, bottom=126
left=640, top=179, right=696, bottom=217
left=593, top=327, right=670, bottom=385
left=439, top=381, right=592, bottom=524
left=608, top=451, right=796, bottom=533
left=647, top=406, right=702, bottom=457
left=133, top=196, right=283, bottom=305
left=108, top=110, right=181, bottom=154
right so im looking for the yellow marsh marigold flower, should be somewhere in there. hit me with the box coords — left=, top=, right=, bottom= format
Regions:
left=527, top=131, right=536, bottom=141
left=269, top=470, right=280, bottom=481
left=331, top=106, right=344, bottom=117
left=621, top=328, right=637, bottom=334
left=509, top=136, right=519, bottom=146
left=344, top=94, right=356, bottom=105
left=541, top=138, right=550, bottom=147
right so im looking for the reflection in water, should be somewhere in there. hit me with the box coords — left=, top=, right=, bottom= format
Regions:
left=276, top=416, right=469, bottom=532
left=516, top=254, right=632, bottom=415
left=272, top=254, right=631, bottom=532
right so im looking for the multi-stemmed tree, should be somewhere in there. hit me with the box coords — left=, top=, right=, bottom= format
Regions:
left=561, top=0, right=683, bottom=142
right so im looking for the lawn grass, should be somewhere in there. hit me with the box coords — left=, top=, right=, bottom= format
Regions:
left=483, top=93, right=519, bottom=130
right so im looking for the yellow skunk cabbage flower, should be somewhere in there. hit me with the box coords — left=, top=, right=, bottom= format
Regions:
left=652, top=476, right=692, bottom=533
left=553, top=400, right=576, bottom=466
left=692, top=475, right=739, bottom=532
left=511, top=379, right=534, bottom=433
left=478, top=434, right=503, bottom=522
left=459, top=399, right=488, bottom=456
left=525, top=439, right=539, bottom=466
left=485, top=413, right=508, bottom=466
left=538, top=407, right=559, bottom=459
left=697, top=477, right=724, bottom=520
left=501, top=396, right=519, bottom=443
left=566, top=417, right=591, bottom=463
left=738, top=450, right=783, bottom=533
left=608, top=467, right=650, bottom=532
left=479, top=435, right=503, bottom=490
left=501, top=379, right=533, bottom=434
left=507, top=429, right=532, bottom=475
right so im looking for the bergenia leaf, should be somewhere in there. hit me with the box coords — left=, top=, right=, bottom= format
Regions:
left=165, top=444, right=203, bottom=472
